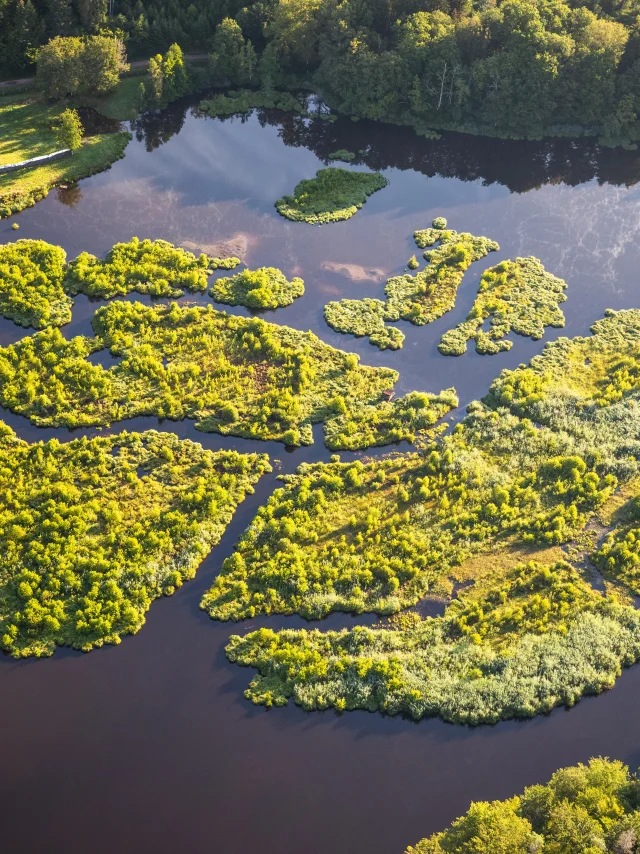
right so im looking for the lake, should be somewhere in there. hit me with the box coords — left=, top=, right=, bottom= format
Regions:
left=2, top=97, right=640, bottom=854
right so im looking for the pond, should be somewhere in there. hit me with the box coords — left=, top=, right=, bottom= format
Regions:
left=2, top=98, right=640, bottom=854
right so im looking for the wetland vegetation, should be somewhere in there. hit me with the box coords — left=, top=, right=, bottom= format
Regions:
left=405, top=757, right=640, bottom=853
left=275, top=167, right=388, bottom=224
left=438, top=257, right=568, bottom=356
left=0, top=421, right=269, bottom=657
left=222, top=310, right=640, bottom=722
left=210, top=267, right=304, bottom=310
left=0, top=239, right=72, bottom=329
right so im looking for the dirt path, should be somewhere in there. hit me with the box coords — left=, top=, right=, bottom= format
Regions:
left=0, top=53, right=209, bottom=90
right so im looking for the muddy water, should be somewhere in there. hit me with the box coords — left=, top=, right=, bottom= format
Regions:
left=2, top=101, right=640, bottom=854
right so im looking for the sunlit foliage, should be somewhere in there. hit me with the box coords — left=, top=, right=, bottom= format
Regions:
left=324, top=298, right=404, bottom=350
left=0, top=420, right=270, bottom=657
left=439, top=257, right=567, bottom=356
left=0, top=239, right=72, bottom=328
left=406, top=758, right=640, bottom=853
left=275, top=167, right=388, bottom=224
left=0, top=300, right=408, bottom=448
left=210, top=266, right=304, bottom=309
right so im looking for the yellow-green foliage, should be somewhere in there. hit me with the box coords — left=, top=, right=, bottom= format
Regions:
left=386, top=222, right=499, bottom=326
left=0, top=420, right=270, bottom=658
left=210, top=267, right=304, bottom=309
left=64, top=237, right=214, bottom=299
left=0, top=300, right=403, bottom=448
left=324, top=298, right=404, bottom=350
left=324, top=219, right=498, bottom=350
left=275, top=167, right=388, bottom=224
left=439, top=257, right=567, bottom=356
left=593, top=492, right=640, bottom=594
left=220, top=312, right=640, bottom=721
left=406, top=758, right=640, bottom=853
left=0, top=239, right=72, bottom=329
left=323, top=389, right=458, bottom=450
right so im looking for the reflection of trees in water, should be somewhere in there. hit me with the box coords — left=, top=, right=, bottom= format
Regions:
left=132, top=101, right=190, bottom=152
left=56, top=184, right=83, bottom=207
left=132, top=94, right=640, bottom=192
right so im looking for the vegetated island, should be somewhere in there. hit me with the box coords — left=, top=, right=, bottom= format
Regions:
left=438, top=257, right=568, bottom=356
left=275, top=167, right=388, bottom=224
left=210, top=267, right=304, bottom=309
left=221, top=309, right=640, bottom=723
left=324, top=219, right=499, bottom=350
left=0, top=238, right=241, bottom=329
left=0, top=420, right=270, bottom=658
left=199, top=90, right=308, bottom=118
left=0, top=300, right=454, bottom=449
left=404, top=757, right=640, bottom=853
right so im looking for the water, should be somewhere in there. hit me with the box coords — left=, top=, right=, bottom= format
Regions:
left=2, top=99, right=640, bottom=854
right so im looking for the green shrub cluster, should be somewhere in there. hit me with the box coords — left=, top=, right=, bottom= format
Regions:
left=64, top=237, right=216, bottom=299
left=324, top=298, right=404, bottom=350
left=275, top=167, right=388, bottom=224
left=0, top=239, right=72, bottom=329
left=324, top=219, right=498, bottom=350
left=199, top=89, right=306, bottom=118
left=593, top=494, right=640, bottom=594
left=0, top=300, right=409, bottom=448
left=406, top=757, right=640, bottom=853
left=220, top=310, right=640, bottom=720
left=439, top=257, right=567, bottom=356
left=0, top=419, right=269, bottom=658
left=210, top=267, right=304, bottom=309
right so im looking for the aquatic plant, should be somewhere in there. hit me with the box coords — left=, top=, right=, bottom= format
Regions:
left=438, top=257, right=567, bottom=356
left=219, top=310, right=640, bottom=720
left=275, top=167, right=388, bottom=224
left=0, top=239, right=73, bottom=329
left=64, top=237, right=216, bottom=299
left=328, top=149, right=356, bottom=162
left=0, top=300, right=407, bottom=448
left=0, top=420, right=270, bottom=657
left=324, top=220, right=498, bottom=349
left=405, top=757, right=640, bottom=852
left=324, top=298, right=404, bottom=350
left=199, top=89, right=306, bottom=118
left=407, top=255, right=419, bottom=270
left=210, top=266, right=304, bottom=309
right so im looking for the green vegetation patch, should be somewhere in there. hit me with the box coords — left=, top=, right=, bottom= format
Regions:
left=0, top=300, right=407, bottom=448
left=0, top=239, right=73, bottom=329
left=324, top=298, right=404, bottom=350
left=0, top=420, right=270, bottom=658
left=275, top=167, right=388, bottom=224
left=593, top=488, right=640, bottom=595
left=199, top=89, right=306, bottom=118
left=210, top=266, right=304, bottom=309
left=439, top=257, right=567, bottom=356
left=328, top=149, right=356, bottom=162
left=219, top=310, right=640, bottom=721
left=64, top=237, right=217, bottom=299
left=405, top=757, right=640, bottom=853
left=0, top=95, right=130, bottom=219
left=324, top=219, right=498, bottom=350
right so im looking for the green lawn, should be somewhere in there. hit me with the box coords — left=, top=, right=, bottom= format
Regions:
left=0, top=92, right=131, bottom=218
left=78, top=74, right=148, bottom=121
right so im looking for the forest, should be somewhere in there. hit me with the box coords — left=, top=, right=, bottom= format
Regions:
left=220, top=309, right=640, bottom=722
left=405, top=757, right=640, bottom=853
left=4, top=0, right=640, bottom=141
left=0, top=420, right=270, bottom=657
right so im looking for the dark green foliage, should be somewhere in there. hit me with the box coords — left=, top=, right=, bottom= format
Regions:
left=0, top=420, right=270, bottom=657
left=64, top=237, right=213, bottom=299
left=199, top=90, right=307, bottom=118
left=328, top=149, right=355, bottom=162
left=0, top=299, right=403, bottom=448
left=406, top=758, right=640, bottom=853
left=0, top=239, right=72, bottom=329
left=210, top=267, right=304, bottom=309
left=144, top=43, right=191, bottom=108
left=275, top=167, right=388, bottom=224
left=439, top=257, right=568, bottom=356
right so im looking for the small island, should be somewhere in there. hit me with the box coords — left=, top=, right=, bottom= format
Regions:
left=210, top=267, right=304, bottom=309
left=275, top=167, right=388, bottom=224
left=0, top=239, right=73, bottom=329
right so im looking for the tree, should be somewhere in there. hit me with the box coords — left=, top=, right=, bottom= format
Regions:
left=81, top=35, right=129, bottom=94
left=209, top=18, right=257, bottom=86
left=76, top=0, right=106, bottom=32
left=144, top=43, right=190, bottom=108
left=36, top=35, right=128, bottom=99
left=55, top=108, right=83, bottom=152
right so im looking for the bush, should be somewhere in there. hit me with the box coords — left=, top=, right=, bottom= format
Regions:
left=275, top=168, right=388, bottom=224
left=210, top=267, right=304, bottom=309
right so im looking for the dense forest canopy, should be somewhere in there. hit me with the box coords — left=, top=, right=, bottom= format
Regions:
left=3, top=0, right=640, bottom=138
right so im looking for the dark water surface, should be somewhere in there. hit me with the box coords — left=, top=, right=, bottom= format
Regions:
left=2, top=102, right=640, bottom=854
